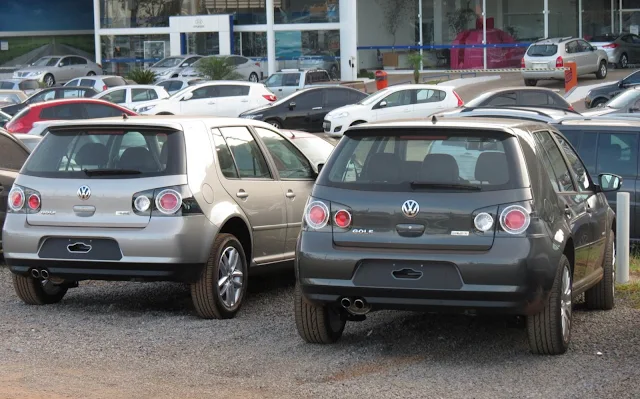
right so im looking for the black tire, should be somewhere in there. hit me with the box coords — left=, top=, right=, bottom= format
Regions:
left=596, top=60, right=608, bottom=79
left=524, top=79, right=537, bottom=87
left=156, top=112, right=174, bottom=115
left=591, top=98, right=607, bottom=108
left=191, top=233, right=248, bottom=319
left=249, top=72, right=259, bottom=83
left=585, top=231, right=615, bottom=310
left=87, top=71, right=96, bottom=76
left=294, top=283, right=345, bottom=344
left=527, top=255, right=572, bottom=355
left=266, top=119, right=281, bottom=129
left=618, top=53, right=629, bottom=69
left=43, top=74, right=55, bottom=87
left=12, top=274, right=68, bottom=305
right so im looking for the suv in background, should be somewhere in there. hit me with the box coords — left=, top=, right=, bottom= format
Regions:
left=2, top=117, right=329, bottom=319
left=294, top=118, right=620, bottom=355
left=585, top=70, right=640, bottom=108
left=64, top=75, right=127, bottom=93
left=264, top=69, right=331, bottom=97
left=522, top=37, right=608, bottom=86
left=553, top=117, right=640, bottom=239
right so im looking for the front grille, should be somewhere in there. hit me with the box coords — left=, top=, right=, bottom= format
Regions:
left=323, top=121, right=330, bottom=132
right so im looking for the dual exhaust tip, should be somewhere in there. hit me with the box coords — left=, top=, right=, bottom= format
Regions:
left=30, top=269, right=49, bottom=279
left=340, top=297, right=370, bottom=314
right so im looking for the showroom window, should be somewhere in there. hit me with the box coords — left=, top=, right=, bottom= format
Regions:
left=101, top=35, right=170, bottom=75
left=548, top=0, right=579, bottom=38
left=234, top=32, right=267, bottom=58
left=274, top=0, right=339, bottom=24
left=275, top=30, right=339, bottom=75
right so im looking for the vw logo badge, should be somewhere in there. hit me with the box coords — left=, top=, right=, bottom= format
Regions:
left=402, top=200, right=420, bottom=218
left=77, top=185, right=91, bottom=201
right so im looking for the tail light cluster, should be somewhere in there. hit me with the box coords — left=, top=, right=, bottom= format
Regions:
left=453, top=91, right=464, bottom=107
left=5, top=119, right=24, bottom=134
left=102, top=85, right=108, bottom=91
left=556, top=56, right=564, bottom=68
left=499, top=204, right=531, bottom=235
left=304, top=199, right=352, bottom=231
left=603, top=43, right=618, bottom=49
left=132, top=185, right=202, bottom=217
left=263, top=94, right=277, bottom=102
left=7, top=185, right=41, bottom=214
left=473, top=202, right=532, bottom=236
left=521, top=58, right=525, bottom=68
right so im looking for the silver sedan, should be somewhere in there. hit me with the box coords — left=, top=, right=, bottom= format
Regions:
left=12, top=56, right=102, bottom=87
left=591, top=33, right=640, bottom=69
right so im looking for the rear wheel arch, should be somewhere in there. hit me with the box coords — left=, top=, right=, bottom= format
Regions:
left=350, top=120, right=367, bottom=126
left=590, top=97, right=608, bottom=107
left=562, top=237, right=575, bottom=277
left=218, top=216, right=252, bottom=264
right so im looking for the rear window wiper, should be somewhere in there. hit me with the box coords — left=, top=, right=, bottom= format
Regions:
left=410, top=181, right=482, bottom=191
left=83, top=169, right=142, bottom=176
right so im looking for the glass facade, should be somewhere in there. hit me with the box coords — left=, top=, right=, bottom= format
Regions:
left=274, top=0, right=339, bottom=24
left=99, top=0, right=267, bottom=28
left=583, top=0, right=613, bottom=39
left=101, top=34, right=170, bottom=75
left=275, top=30, right=339, bottom=73
left=234, top=32, right=267, bottom=58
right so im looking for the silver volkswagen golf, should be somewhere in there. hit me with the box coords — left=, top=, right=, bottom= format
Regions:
left=2, top=116, right=325, bottom=318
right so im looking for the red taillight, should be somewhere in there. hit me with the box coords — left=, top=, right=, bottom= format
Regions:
left=255, top=62, right=261, bottom=67
left=103, top=85, right=108, bottom=91
left=568, top=105, right=575, bottom=111
left=27, top=193, right=41, bottom=211
left=521, top=58, right=525, bottom=68
left=500, top=205, right=530, bottom=235
left=97, top=63, right=103, bottom=68
left=8, top=187, right=24, bottom=211
left=5, top=119, right=24, bottom=134
left=453, top=91, right=464, bottom=107
left=305, top=201, right=329, bottom=229
left=603, top=43, right=618, bottom=49
left=556, top=56, right=564, bottom=68
left=263, top=94, right=277, bottom=102
left=334, top=210, right=352, bottom=229
left=155, top=189, right=182, bottom=214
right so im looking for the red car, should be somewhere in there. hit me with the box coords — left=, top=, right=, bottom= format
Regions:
left=5, top=98, right=137, bottom=134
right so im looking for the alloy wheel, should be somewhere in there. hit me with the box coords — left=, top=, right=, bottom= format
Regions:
left=560, top=265, right=572, bottom=343
left=217, top=247, right=243, bottom=308
left=44, top=75, right=54, bottom=87
left=249, top=73, right=259, bottom=83
left=601, top=63, right=607, bottom=77
left=621, top=55, right=628, bottom=68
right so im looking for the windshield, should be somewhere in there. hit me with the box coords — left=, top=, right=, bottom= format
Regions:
left=32, top=57, right=60, bottom=67
left=292, top=137, right=335, bottom=165
left=169, top=85, right=194, bottom=99
left=465, top=92, right=495, bottom=107
left=357, top=89, right=390, bottom=105
left=318, top=129, right=522, bottom=192
left=153, top=57, right=183, bottom=68
left=527, top=45, right=558, bottom=57
left=265, top=73, right=300, bottom=88
left=606, top=89, right=640, bottom=109
left=23, top=128, right=186, bottom=178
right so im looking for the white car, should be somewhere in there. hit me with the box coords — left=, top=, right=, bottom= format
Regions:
left=156, top=77, right=206, bottom=95
left=95, top=85, right=170, bottom=109
left=180, top=55, right=262, bottom=82
left=322, top=84, right=464, bottom=137
left=133, top=81, right=276, bottom=117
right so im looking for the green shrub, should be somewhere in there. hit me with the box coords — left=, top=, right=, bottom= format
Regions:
left=126, top=68, right=157, bottom=84
left=195, top=57, right=244, bottom=80
left=407, top=52, right=424, bottom=84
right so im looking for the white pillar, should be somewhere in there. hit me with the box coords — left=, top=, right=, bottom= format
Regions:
left=169, top=33, right=181, bottom=56
left=93, top=0, right=102, bottom=65
left=619, top=0, right=623, bottom=33
left=419, top=0, right=423, bottom=70
left=482, top=0, right=487, bottom=69
left=339, top=0, right=357, bottom=81
left=578, top=0, right=583, bottom=38
left=611, top=0, right=615, bottom=33
left=617, top=192, right=630, bottom=284
left=544, top=0, right=549, bottom=38
left=266, top=0, right=276, bottom=76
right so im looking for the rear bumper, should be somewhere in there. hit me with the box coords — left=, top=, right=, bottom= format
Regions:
left=296, top=232, right=558, bottom=316
left=521, top=70, right=565, bottom=80
left=2, top=214, right=217, bottom=282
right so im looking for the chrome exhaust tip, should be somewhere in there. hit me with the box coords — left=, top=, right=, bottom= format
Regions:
left=40, top=270, right=49, bottom=279
left=30, top=269, right=41, bottom=279
left=354, top=299, right=365, bottom=309
left=340, top=297, right=352, bottom=309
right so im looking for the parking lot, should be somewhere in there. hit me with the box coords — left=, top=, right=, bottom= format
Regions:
left=1, top=264, right=639, bottom=399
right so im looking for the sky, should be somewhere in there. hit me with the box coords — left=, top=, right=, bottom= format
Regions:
left=0, top=0, right=94, bottom=31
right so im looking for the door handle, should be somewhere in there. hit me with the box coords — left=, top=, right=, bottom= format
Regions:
left=586, top=203, right=594, bottom=213
left=207, top=101, right=216, bottom=105
left=241, top=99, right=249, bottom=103
left=285, top=190, right=296, bottom=199
left=564, top=205, right=571, bottom=217
left=312, top=107, right=323, bottom=110
left=236, top=190, right=249, bottom=199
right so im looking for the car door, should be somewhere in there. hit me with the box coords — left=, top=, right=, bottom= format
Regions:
left=321, top=88, right=353, bottom=132
left=214, top=85, right=252, bottom=117
left=533, top=131, right=593, bottom=282
left=0, top=134, right=29, bottom=232
left=578, top=40, right=599, bottom=73
left=282, top=90, right=324, bottom=130
left=553, top=132, right=605, bottom=277
left=413, top=88, right=448, bottom=116
left=211, top=126, right=287, bottom=263
left=71, top=57, right=90, bottom=77
left=57, top=57, right=75, bottom=82
left=180, top=85, right=219, bottom=115
left=130, top=88, right=159, bottom=109
left=631, top=35, right=640, bottom=63
left=101, top=88, right=127, bottom=105
left=252, top=126, right=315, bottom=256
left=371, top=89, right=414, bottom=122
left=564, top=41, right=581, bottom=73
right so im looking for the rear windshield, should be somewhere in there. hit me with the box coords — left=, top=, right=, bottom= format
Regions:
left=103, top=77, right=127, bottom=87
left=22, top=128, right=186, bottom=179
left=318, top=129, right=524, bottom=192
left=527, top=45, right=558, bottom=57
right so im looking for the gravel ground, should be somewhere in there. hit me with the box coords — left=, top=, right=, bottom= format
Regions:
left=1, top=264, right=639, bottom=399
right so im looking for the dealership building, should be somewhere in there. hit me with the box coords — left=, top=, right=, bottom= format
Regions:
left=0, top=1, right=635, bottom=80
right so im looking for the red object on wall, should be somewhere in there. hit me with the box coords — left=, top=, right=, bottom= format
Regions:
left=450, top=17, right=525, bottom=70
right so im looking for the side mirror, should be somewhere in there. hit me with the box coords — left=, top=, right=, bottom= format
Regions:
left=378, top=100, right=388, bottom=108
left=598, top=173, right=623, bottom=192
left=317, top=163, right=324, bottom=174
left=289, top=101, right=296, bottom=110
left=619, top=81, right=625, bottom=88
left=182, top=92, right=193, bottom=101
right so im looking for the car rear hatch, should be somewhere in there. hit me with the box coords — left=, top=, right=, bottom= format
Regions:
left=19, top=126, right=186, bottom=228
left=316, top=127, right=531, bottom=251
left=525, top=44, right=559, bottom=69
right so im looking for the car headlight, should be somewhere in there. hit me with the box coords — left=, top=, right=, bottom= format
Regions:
left=137, top=105, right=155, bottom=113
left=241, top=114, right=262, bottom=119
left=328, top=111, right=349, bottom=119
left=158, top=69, right=171, bottom=75
left=29, top=71, right=45, bottom=76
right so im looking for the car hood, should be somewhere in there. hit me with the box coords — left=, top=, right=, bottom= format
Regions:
left=582, top=107, right=616, bottom=117
left=588, top=82, right=620, bottom=97
left=180, top=67, right=200, bottom=75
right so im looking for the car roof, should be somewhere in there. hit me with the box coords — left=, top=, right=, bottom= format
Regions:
left=279, top=130, right=320, bottom=139
left=457, top=106, right=575, bottom=116
left=0, top=89, right=27, bottom=94
left=532, top=37, right=574, bottom=45
left=480, top=87, right=563, bottom=95
left=554, top=117, right=640, bottom=128
left=101, top=84, right=160, bottom=91
left=348, top=116, right=546, bottom=136
left=70, top=75, right=122, bottom=80
left=189, top=80, right=264, bottom=88
left=25, top=98, right=133, bottom=109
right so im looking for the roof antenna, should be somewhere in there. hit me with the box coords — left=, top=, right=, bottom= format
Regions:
left=122, top=113, right=128, bottom=120
left=431, top=114, right=437, bottom=124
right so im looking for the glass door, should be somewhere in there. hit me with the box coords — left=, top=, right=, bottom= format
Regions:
left=186, top=32, right=220, bottom=55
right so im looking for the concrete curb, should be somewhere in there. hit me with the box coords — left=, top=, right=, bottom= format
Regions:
left=437, top=75, right=501, bottom=89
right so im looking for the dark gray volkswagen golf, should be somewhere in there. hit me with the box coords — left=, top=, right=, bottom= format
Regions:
left=294, top=117, right=621, bottom=355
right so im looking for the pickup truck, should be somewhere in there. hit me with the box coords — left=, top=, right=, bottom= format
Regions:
left=264, top=69, right=332, bottom=97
